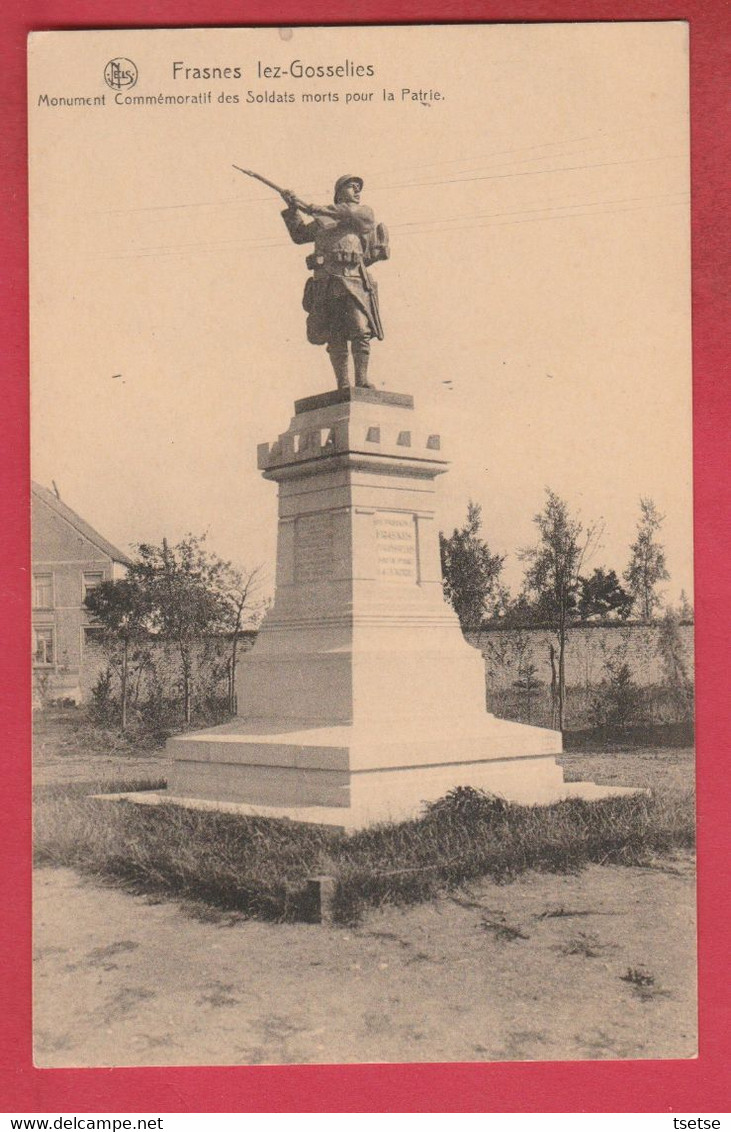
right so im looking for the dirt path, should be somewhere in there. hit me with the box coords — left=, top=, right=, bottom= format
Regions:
left=34, top=856, right=696, bottom=1067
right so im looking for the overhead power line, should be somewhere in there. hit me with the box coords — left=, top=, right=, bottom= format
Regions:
left=105, top=191, right=688, bottom=262
left=101, top=119, right=678, bottom=216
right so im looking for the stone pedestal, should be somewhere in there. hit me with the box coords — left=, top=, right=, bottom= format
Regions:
left=167, top=388, right=632, bottom=826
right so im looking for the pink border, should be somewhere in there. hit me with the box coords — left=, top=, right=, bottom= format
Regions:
left=2, top=1, right=728, bottom=1113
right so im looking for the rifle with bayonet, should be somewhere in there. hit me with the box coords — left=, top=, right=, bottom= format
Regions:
left=232, top=166, right=313, bottom=214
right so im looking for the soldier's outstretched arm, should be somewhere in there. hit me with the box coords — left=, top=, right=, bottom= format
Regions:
left=310, top=202, right=375, bottom=233
left=281, top=201, right=317, bottom=244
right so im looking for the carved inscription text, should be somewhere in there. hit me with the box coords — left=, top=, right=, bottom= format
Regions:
left=374, top=513, right=417, bottom=583
left=295, top=513, right=335, bottom=583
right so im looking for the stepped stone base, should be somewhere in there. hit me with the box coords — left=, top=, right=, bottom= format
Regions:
left=166, top=715, right=639, bottom=828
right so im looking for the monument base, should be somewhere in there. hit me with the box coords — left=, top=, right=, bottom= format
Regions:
left=166, top=716, right=638, bottom=828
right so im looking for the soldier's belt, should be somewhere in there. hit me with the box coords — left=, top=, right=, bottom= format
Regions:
left=305, top=250, right=363, bottom=270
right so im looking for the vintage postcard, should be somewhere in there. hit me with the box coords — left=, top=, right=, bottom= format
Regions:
left=28, top=23, right=694, bottom=1068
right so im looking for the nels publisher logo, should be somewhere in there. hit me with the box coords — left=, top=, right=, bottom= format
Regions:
left=104, top=57, right=138, bottom=91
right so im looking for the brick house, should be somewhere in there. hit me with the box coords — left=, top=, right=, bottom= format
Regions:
left=31, top=481, right=131, bottom=703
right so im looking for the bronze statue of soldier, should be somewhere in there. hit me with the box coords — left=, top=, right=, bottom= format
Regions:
left=278, top=175, right=389, bottom=390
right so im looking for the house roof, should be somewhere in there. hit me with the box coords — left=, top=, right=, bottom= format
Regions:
left=31, top=481, right=133, bottom=565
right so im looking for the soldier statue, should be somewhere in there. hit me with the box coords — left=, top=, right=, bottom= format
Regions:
left=277, top=175, right=389, bottom=390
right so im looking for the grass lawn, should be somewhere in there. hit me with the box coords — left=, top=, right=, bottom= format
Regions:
left=560, top=746, right=695, bottom=794
left=33, top=705, right=172, bottom=788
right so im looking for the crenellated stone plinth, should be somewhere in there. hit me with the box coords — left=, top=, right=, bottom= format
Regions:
left=167, top=388, right=634, bottom=827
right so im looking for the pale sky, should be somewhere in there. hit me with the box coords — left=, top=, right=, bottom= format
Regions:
left=28, top=23, right=692, bottom=603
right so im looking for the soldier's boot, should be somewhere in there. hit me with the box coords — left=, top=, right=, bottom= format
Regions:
left=327, top=346, right=350, bottom=390
left=352, top=345, right=374, bottom=389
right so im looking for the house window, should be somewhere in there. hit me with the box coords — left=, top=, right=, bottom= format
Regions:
left=34, top=626, right=54, bottom=666
left=33, top=573, right=53, bottom=608
left=83, top=626, right=105, bottom=647
left=83, top=571, right=104, bottom=600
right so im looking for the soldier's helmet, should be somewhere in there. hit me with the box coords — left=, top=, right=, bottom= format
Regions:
left=334, top=174, right=364, bottom=202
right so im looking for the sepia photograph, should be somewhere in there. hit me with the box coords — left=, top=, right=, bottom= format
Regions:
left=28, top=22, right=696, bottom=1068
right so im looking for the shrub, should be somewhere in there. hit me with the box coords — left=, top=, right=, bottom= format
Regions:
left=425, top=785, right=510, bottom=821
left=590, top=657, right=647, bottom=730
left=88, top=667, right=117, bottom=725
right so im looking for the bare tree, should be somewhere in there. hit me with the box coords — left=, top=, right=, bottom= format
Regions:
left=623, top=498, right=670, bottom=621
left=519, top=489, right=602, bottom=731
left=677, top=589, right=694, bottom=622
left=217, top=563, right=267, bottom=712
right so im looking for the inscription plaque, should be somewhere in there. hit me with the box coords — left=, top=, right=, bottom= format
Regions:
left=295, top=513, right=335, bottom=583
left=374, top=513, right=418, bottom=583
